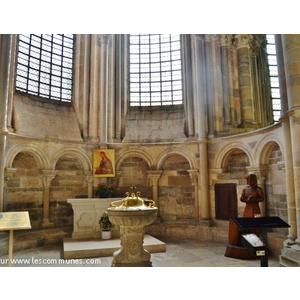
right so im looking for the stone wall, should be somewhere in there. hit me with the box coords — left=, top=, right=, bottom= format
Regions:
left=3, top=114, right=289, bottom=253
left=123, top=106, right=187, bottom=142
left=13, top=93, right=82, bottom=142
left=116, top=156, right=151, bottom=197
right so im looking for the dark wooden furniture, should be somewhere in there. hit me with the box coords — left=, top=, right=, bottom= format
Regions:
left=231, top=216, right=290, bottom=266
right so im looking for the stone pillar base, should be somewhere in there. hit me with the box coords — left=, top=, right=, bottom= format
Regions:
left=279, top=239, right=300, bottom=267
left=41, top=219, right=54, bottom=228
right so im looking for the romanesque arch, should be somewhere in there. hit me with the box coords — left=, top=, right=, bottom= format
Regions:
left=51, top=147, right=92, bottom=171
left=156, top=147, right=196, bottom=170
left=157, top=153, right=197, bottom=223
left=254, top=134, right=284, bottom=166
left=115, top=149, right=153, bottom=197
left=5, top=143, right=50, bottom=169
left=115, top=148, right=154, bottom=171
left=213, top=142, right=253, bottom=170
left=5, top=148, right=45, bottom=228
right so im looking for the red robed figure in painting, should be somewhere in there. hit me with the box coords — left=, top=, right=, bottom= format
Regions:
left=95, top=151, right=113, bottom=175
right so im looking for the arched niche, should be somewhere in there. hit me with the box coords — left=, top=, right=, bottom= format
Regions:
left=159, top=154, right=196, bottom=223
left=50, top=154, right=88, bottom=227
left=116, top=155, right=151, bottom=198
left=6, top=151, right=43, bottom=229
left=261, top=142, right=288, bottom=234
left=222, top=148, right=250, bottom=180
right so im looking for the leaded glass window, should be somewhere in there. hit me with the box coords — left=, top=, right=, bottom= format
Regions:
left=266, top=34, right=281, bottom=122
left=16, top=34, right=74, bottom=102
left=129, top=34, right=183, bottom=106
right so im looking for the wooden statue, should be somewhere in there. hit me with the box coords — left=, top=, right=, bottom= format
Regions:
left=240, top=174, right=264, bottom=217
left=225, top=174, right=264, bottom=259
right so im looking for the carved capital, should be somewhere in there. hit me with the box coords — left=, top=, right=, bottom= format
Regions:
left=40, top=170, right=59, bottom=187
left=83, top=171, right=93, bottom=184
left=204, top=34, right=218, bottom=43
left=194, top=34, right=204, bottom=42
left=220, top=34, right=234, bottom=47
left=234, top=34, right=254, bottom=49
left=249, top=34, right=266, bottom=56
left=4, top=167, right=17, bottom=186
left=99, top=34, right=112, bottom=46
left=147, top=170, right=162, bottom=186
left=187, top=169, right=199, bottom=185
left=246, top=165, right=269, bottom=182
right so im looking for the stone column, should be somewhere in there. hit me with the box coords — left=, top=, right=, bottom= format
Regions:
left=210, top=35, right=223, bottom=134
left=220, top=34, right=231, bottom=127
left=234, top=34, right=256, bottom=127
left=84, top=171, right=94, bottom=198
left=199, top=141, right=210, bottom=221
left=282, top=118, right=297, bottom=241
left=181, top=34, right=195, bottom=137
left=282, top=34, right=300, bottom=242
left=227, top=34, right=241, bottom=127
left=276, top=35, right=297, bottom=241
left=115, top=34, right=127, bottom=142
left=88, top=35, right=100, bottom=141
left=192, top=34, right=210, bottom=221
left=3, top=168, right=17, bottom=210
left=187, top=169, right=199, bottom=220
left=147, top=170, right=162, bottom=214
left=203, top=35, right=215, bottom=137
left=73, top=34, right=91, bottom=141
left=99, top=34, right=112, bottom=148
left=0, top=35, right=12, bottom=212
left=41, top=170, right=58, bottom=227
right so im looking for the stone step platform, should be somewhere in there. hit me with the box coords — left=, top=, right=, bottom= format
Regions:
left=63, top=234, right=166, bottom=259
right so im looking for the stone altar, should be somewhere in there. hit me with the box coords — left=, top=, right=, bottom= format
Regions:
left=67, top=198, right=122, bottom=239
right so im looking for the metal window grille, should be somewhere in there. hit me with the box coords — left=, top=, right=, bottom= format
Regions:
left=16, top=34, right=74, bottom=102
left=129, top=34, right=183, bottom=106
left=266, top=34, right=281, bottom=122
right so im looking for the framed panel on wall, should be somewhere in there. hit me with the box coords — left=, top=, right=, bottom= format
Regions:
left=93, top=149, right=115, bottom=177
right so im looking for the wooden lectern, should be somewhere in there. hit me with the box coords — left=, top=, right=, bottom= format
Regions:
left=229, top=216, right=290, bottom=266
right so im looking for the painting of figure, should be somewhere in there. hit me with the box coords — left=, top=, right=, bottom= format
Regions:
left=93, top=149, right=115, bottom=177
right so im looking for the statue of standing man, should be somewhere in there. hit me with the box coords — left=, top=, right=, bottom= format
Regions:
left=240, top=174, right=264, bottom=217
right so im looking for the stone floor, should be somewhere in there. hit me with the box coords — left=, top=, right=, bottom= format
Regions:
left=0, top=238, right=280, bottom=267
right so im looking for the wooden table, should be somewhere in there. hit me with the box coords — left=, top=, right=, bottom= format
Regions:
left=0, top=211, right=31, bottom=267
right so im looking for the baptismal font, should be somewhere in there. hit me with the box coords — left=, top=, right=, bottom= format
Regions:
left=107, top=187, right=157, bottom=267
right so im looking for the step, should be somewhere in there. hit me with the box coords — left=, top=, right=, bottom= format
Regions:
left=63, top=234, right=166, bottom=259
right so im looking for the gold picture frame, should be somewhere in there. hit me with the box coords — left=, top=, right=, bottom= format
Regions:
left=93, top=149, right=115, bottom=177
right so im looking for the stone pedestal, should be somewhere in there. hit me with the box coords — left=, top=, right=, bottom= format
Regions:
left=107, top=208, right=158, bottom=267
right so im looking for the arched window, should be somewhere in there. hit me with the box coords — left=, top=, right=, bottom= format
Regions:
left=16, top=34, right=74, bottom=102
left=266, top=34, right=281, bottom=122
left=129, top=34, right=183, bottom=106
